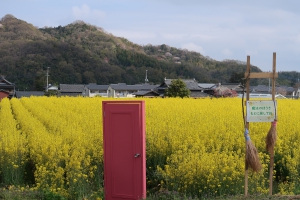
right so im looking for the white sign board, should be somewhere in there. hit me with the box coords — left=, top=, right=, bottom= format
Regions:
left=246, top=100, right=277, bottom=122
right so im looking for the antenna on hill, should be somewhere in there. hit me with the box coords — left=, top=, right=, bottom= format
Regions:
left=145, top=70, right=149, bottom=83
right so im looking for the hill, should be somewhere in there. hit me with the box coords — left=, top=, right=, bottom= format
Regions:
left=0, top=14, right=296, bottom=91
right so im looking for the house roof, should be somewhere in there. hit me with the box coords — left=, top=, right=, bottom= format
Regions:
left=0, top=89, right=10, bottom=94
left=110, top=83, right=158, bottom=91
left=0, top=77, right=15, bottom=88
left=15, top=91, right=44, bottom=98
left=86, top=84, right=109, bottom=90
left=190, top=91, right=210, bottom=98
left=221, top=83, right=242, bottom=90
left=60, top=84, right=85, bottom=93
left=0, top=77, right=14, bottom=85
left=198, top=83, right=216, bottom=89
left=59, top=93, right=83, bottom=97
left=47, top=85, right=58, bottom=90
left=133, top=90, right=159, bottom=96
left=276, top=86, right=296, bottom=93
left=251, top=85, right=271, bottom=93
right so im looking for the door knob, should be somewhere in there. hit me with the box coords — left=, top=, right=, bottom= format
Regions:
left=134, top=153, right=140, bottom=158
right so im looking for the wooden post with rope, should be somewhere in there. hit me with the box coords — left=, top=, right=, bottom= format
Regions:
left=244, top=52, right=278, bottom=196
left=267, top=52, right=277, bottom=196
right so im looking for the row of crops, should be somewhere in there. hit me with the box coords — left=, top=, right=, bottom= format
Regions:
left=0, top=97, right=300, bottom=199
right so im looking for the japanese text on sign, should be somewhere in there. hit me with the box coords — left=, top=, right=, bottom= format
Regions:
left=246, top=101, right=277, bottom=122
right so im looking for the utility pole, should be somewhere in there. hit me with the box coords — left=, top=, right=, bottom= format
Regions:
left=145, top=70, right=149, bottom=83
left=46, top=67, right=50, bottom=92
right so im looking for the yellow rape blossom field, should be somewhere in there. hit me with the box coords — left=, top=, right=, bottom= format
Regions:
left=0, top=96, right=300, bottom=199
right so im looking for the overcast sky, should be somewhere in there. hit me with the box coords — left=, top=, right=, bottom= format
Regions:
left=1, top=0, right=300, bottom=72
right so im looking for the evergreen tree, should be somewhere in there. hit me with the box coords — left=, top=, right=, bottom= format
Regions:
left=165, top=79, right=190, bottom=98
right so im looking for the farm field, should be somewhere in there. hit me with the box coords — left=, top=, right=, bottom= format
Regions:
left=0, top=97, right=300, bottom=200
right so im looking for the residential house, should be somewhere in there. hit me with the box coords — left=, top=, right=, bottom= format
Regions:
left=276, top=86, right=296, bottom=96
left=251, top=85, right=272, bottom=94
left=221, top=83, right=243, bottom=93
left=198, top=83, right=217, bottom=96
left=108, top=83, right=158, bottom=98
left=83, top=83, right=109, bottom=97
left=213, top=83, right=239, bottom=97
left=15, top=91, right=45, bottom=98
left=47, top=84, right=59, bottom=91
left=133, top=90, right=160, bottom=98
left=294, top=88, right=300, bottom=98
left=59, top=84, right=85, bottom=97
left=156, top=78, right=209, bottom=98
left=250, top=85, right=296, bottom=98
left=0, top=76, right=15, bottom=101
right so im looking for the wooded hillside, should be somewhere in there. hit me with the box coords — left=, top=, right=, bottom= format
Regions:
left=0, top=14, right=296, bottom=91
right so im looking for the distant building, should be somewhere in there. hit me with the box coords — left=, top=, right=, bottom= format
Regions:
left=213, top=83, right=239, bottom=97
left=47, top=84, right=59, bottom=91
left=108, top=83, right=158, bottom=98
left=59, top=84, right=85, bottom=97
left=156, top=78, right=209, bottom=98
left=198, top=83, right=217, bottom=96
left=251, top=85, right=271, bottom=94
left=133, top=90, right=160, bottom=98
left=15, top=91, right=45, bottom=98
left=0, top=76, right=15, bottom=101
left=83, top=83, right=109, bottom=97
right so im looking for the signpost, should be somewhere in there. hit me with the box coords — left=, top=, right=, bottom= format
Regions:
left=244, top=52, right=278, bottom=196
left=246, top=100, right=277, bottom=122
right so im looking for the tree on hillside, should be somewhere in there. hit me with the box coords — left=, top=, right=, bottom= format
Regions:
left=229, top=72, right=244, bottom=84
left=165, top=79, right=190, bottom=98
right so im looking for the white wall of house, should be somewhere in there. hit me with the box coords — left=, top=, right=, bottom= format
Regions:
left=296, top=89, right=300, bottom=97
left=107, top=88, right=137, bottom=98
left=108, top=87, right=114, bottom=97
left=83, top=87, right=108, bottom=97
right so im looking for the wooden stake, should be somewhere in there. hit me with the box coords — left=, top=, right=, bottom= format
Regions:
left=269, top=52, right=277, bottom=195
left=244, top=56, right=250, bottom=197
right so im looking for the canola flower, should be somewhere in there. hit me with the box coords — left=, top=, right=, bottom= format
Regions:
left=0, top=96, right=300, bottom=199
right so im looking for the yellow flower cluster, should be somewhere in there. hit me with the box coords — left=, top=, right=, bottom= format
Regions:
left=0, top=96, right=300, bottom=198
left=0, top=98, right=27, bottom=185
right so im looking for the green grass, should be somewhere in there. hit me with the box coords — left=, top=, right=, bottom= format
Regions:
left=0, top=188, right=43, bottom=200
left=0, top=187, right=299, bottom=200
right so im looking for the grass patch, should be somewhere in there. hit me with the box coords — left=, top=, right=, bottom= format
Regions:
left=0, top=186, right=299, bottom=200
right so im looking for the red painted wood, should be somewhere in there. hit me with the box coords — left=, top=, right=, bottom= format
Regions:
left=0, top=92, right=9, bottom=101
left=102, top=101, right=146, bottom=200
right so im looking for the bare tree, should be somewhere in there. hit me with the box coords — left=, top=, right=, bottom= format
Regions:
left=1, top=14, right=15, bottom=21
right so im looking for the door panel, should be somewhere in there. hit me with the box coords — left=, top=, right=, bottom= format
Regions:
left=102, top=101, right=146, bottom=200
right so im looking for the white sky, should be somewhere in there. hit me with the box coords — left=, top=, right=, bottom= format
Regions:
left=1, top=0, right=300, bottom=72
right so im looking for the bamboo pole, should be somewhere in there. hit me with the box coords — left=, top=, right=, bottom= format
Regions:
left=269, top=52, right=276, bottom=195
left=244, top=55, right=250, bottom=197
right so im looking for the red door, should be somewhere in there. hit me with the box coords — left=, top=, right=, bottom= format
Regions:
left=102, top=101, right=146, bottom=200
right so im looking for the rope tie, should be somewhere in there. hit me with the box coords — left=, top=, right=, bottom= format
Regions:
left=244, top=128, right=250, bottom=141
left=272, top=120, right=277, bottom=127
